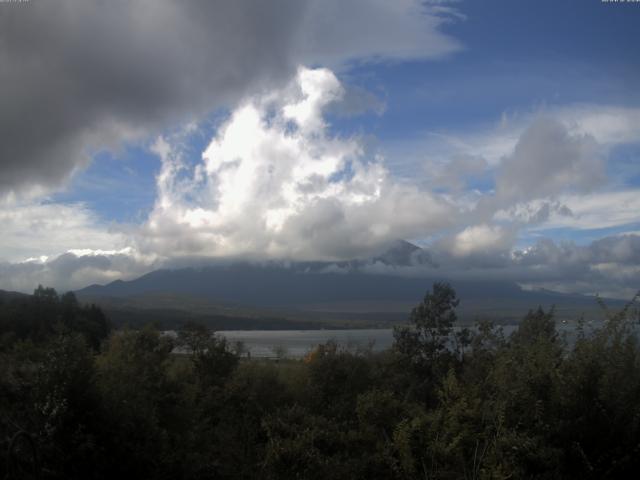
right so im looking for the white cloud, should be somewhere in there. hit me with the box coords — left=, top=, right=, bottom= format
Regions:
left=139, top=67, right=456, bottom=261
left=450, top=224, right=514, bottom=258
left=0, top=200, right=128, bottom=263
left=531, top=190, right=640, bottom=231
left=298, top=0, right=460, bottom=65
left=557, top=105, right=640, bottom=146
left=427, top=154, right=489, bottom=192
left=492, top=117, right=603, bottom=204
left=491, top=189, right=640, bottom=234
left=427, top=117, right=606, bottom=230
left=390, top=106, right=638, bottom=234
left=0, top=197, right=160, bottom=292
left=493, top=200, right=573, bottom=226
left=0, top=251, right=157, bottom=294
left=394, top=104, right=640, bottom=185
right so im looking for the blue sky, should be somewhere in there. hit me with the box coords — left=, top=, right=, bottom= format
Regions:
left=1, top=0, right=640, bottom=296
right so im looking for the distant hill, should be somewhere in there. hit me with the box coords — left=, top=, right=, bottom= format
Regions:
left=0, top=289, right=30, bottom=303
left=75, top=241, right=624, bottom=329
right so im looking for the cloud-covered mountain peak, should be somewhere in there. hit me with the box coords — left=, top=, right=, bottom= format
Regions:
left=370, top=239, right=437, bottom=267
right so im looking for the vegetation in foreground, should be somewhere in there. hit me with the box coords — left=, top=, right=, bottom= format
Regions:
left=1, top=283, right=640, bottom=479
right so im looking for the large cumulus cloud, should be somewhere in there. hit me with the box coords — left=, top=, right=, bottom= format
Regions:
left=139, top=67, right=455, bottom=261
left=0, top=200, right=128, bottom=262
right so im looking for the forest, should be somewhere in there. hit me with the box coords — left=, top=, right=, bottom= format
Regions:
left=1, top=283, right=640, bottom=479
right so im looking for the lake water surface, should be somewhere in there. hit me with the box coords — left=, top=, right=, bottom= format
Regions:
left=219, top=329, right=395, bottom=358
left=216, top=322, right=611, bottom=358
left=163, top=320, right=624, bottom=359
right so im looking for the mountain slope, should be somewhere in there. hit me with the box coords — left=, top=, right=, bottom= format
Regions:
left=75, top=242, right=621, bottom=327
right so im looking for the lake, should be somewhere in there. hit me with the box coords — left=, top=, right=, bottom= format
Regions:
left=166, top=321, right=619, bottom=359
left=219, top=329, right=395, bottom=358
left=216, top=322, right=610, bottom=358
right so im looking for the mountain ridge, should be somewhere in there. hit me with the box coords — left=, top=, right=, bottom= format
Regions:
left=75, top=241, right=622, bottom=328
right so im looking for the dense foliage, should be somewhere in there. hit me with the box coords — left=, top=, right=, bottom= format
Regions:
left=1, top=283, right=639, bottom=479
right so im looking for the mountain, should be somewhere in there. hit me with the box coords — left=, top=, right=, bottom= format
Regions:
left=0, top=289, right=30, bottom=303
left=369, top=239, right=437, bottom=267
left=76, top=241, right=622, bottom=328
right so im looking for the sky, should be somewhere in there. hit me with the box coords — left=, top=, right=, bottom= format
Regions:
left=1, top=0, right=639, bottom=298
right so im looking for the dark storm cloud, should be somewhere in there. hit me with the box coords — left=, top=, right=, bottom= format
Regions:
left=0, top=0, right=306, bottom=194
left=0, top=0, right=458, bottom=196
